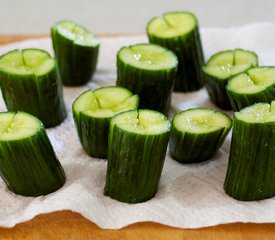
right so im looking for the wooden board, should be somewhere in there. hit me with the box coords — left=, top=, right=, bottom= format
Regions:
left=0, top=35, right=274, bottom=240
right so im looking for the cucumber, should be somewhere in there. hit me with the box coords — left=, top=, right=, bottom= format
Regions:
left=51, top=20, right=100, bottom=86
left=0, top=111, right=66, bottom=196
left=169, top=108, right=232, bottom=163
left=224, top=102, right=275, bottom=201
left=116, top=43, right=177, bottom=115
left=72, top=86, right=139, bottom=158
left=0, top=49, right=67, bottom=128
left=146, top=11, right=204, bottom=92
left=104, top=109, right=171, bottom=203
left=203, top=49, right=258, bottom=109
left=226, top=67, right=275, bottom=111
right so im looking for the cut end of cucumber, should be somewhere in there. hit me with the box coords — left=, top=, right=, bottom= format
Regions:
left=235, top=101, right=275, bottom=123
left=204, top=49, right=258, bottom=79
left=0, top=111, right=42, bottom=141
left=173, top=108, right=232, bottom=134
left=0, top=49, right=55, bottom=76
left=118, top=43, right=177, bottom=70
left=227, top=67, right=275, bottom=94
left=111, top=109, right=171, bottom=135
left=54, top=20, right=99, bottom=47
left=147, top=12, right=197, bottom=38
left=72, top=86, right=138, bottom=118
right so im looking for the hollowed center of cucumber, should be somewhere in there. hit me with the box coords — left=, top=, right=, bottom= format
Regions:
left=147, top=12, right=196, bottom=38
left=118, top=44, right=177, bottom=70
left=235, top=101, right=275, bottom=123
left=0, top=49, right=55, bottom=76
left=227, top=67, right=275, bottom=94
left=73, top=87, right=138, bottom=118
left=204, top=49, right=257, bottom=79
left=56, top=21, right=99, bottom=46
left=111, top=110, right=171, bottom=135
left=173, top=108, right=232, bottom=134
left=0, top=112, right=41, bottom=141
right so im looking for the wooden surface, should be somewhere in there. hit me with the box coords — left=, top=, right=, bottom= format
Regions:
left=0, top=35, right=275, bottom=240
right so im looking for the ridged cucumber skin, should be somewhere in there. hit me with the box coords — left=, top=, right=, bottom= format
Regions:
left=116, top=54, right=176, bottom=115
left=147, top=17, right=204, bottom=92
left=226, top=84, right=275, bottom=112
left=51, top=28, right=99, bottom=86
left=104, top=113, right=171, bottom=203
left=224, top=117, right=275, bottom=201
left=0, top=122, right=66, bottom=196
left=0, top=61, right=67, bottom=128
left=73, top=111, right=110, bottom=158
left=203, top=73, right=232, bottom=109
left=169, top=127, right=230, bottom=163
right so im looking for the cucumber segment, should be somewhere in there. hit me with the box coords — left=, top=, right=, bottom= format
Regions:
left=51, top=20, right=100, bottom=86
left=203, top=49, right=258, bottom=109
left=146, top=11, right=204, bottom=92
left=116, top=43, right=177, bottom=115
left=104, top=109, right=171, bottom=203
left=226, top=67, right=275, bottom=111
left=72, top=86, right=139, bottom=158
left=0, top=49, right=67, bottom=128
left=169, top=108, right=232, bottom=163
left=224, top=102, right=275, bottom=201
left=0, top=111, right=66, bottom=196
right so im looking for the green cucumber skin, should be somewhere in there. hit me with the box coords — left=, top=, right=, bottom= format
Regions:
left=224, top=117, right=275, bottom=201
left=116, top=56, right=176, bottom=115
left=0, top=125, right=66, bottom=196
left=73, top=111, right=110, bottom=158
left=169, top=127, right=230, bottom=163
left=0, top=64, right=67, bottom=128
left=51, top=29, right=99, bottom=86
left=147, top=25, right=204, bottom=92
left=226, top=85, right=275, bottom=111
left=104, top=123, right=170, bottom=203
left=203, top=73, right=232, bottom=110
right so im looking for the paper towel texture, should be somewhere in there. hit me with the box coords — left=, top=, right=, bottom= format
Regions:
left=0, top=23, right=274, bottom=229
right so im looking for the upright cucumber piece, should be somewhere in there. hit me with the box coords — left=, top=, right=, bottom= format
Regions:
left=51, top=20, right=100, bottom=86
left=226, top=67, right=275, bottom=111
left=116, top=43, right=177, bottom=115
left=146, top=11, right=204, bottom=92
left=0, top=49, right=67, bottom=128
left=169, top=108, right=232, bottom=163
left=72, top=86, right=139, bottom=158
left=203, top=49, right=258, bottom=109
left=105, top=109, right=171, bottom=203
left=0, top=111, right=66, bottom=196
left=224, top=102, right=275, bottom=201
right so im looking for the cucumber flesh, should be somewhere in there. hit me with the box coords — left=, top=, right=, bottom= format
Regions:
left=0, top=49, right=54, bottom=76
left=147, top=12, right=196, bottom=38
left=227, top=67, right=275, bottom=94
left=118, top=44, right=178, bottom=70
left=56, top=21, right=99, bottom=46
left=204, top=49, right=258, bottom=79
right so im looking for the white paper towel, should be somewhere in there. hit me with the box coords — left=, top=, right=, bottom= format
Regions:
left=0, top=22, right=275, bottom=229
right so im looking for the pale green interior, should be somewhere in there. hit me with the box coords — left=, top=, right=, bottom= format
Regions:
left=56, top=21, right=99, bottom=46
left=73, top=87, right=138, bottom=118
left=204, top=49, right=257, bottom=79
left=227, top=67, right=275, bottom=94
left=0, top=49, right=55, bottom=76
left=147, top=12, right=196, bottom=38
left=119, top=44, right=177, bottom=70
left=0, top=112, right=41, bottom=141
left=111, top=110, right=171, bottom=135
left=235, top=101, right=275, bottom=123
left=174, top=108, right=231, bottom=134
